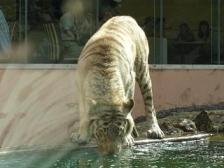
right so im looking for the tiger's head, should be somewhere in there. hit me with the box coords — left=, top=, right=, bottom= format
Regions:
left=89, top=99, right=134, bottom=155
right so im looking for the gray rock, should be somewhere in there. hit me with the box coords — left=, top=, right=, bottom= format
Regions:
left=193, top=110, right=214, bottom=132
left=174, top=119, right=197, bottom=133
left=160, top=121, right=183, bottom=136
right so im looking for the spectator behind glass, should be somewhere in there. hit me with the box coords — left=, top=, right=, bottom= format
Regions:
left=59, top=0, right=82, bottom=60
left=59, top=0, right=93, bottom=60
left=194, top=21, right=211, bottom=64
left=99, top=0, right=121, bottom=25
left=100, top=7, right=114, bottom=24
left=176, top=23, right=195, bottom=42
left=142, top=17, right=154, bottom=37
left=60, top=0, right=93, bottom=43
left=51, top=0, right=63, bottom=20
left=198, top=20, right=210, bottom=41
left=0, top=7, right=11, bottom=53
left=173, top=23, right=195, bottom=64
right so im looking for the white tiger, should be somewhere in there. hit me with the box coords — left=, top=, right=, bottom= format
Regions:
left=71, top=16, right=165, bottom=154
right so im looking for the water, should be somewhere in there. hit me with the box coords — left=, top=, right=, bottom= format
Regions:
left=0, top=140, right=223, bottom=168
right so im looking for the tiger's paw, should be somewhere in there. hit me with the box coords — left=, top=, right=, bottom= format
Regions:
left=147, top=124, right=165, bottom=139
left=70, top=132, right=89, bottom=145
left=124, top=134, right=135, bottom=147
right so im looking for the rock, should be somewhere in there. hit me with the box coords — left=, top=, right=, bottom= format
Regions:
left=193, top=110, right=214, bottom=132
left=214, top=123, right=224, bottom=133
left=219, top=125, right=224, bottom=133
left=134, top=116, right=146, bottom=123
left=174, top=119, right=197, bottom=133
left=160, top=121, right=183, bottom=136
left=161, top=121, right=173, bottom=130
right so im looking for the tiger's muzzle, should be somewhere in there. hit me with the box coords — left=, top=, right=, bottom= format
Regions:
left=98, top=139, right=122, bottom=155
left=95, top=124, right=125, bottom=155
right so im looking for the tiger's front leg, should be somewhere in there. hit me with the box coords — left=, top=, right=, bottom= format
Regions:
left=124, top=134, right=134, bottom=147
left=71, top=118, right=90, bottom=144
left=71, top=96, right=91, bottom=144
left=123, top=114, right=135, bottom=146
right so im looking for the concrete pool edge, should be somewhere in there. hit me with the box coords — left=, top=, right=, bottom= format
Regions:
left=134, top=133, right=212, bottom=145
left=0, top=133, right=213, bottom=155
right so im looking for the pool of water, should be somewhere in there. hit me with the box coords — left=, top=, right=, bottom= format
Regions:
left=0, top=139, right=223, bottom=168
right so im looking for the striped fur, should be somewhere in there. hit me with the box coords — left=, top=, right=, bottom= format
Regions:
left=72, top=16, right=164, bottom=154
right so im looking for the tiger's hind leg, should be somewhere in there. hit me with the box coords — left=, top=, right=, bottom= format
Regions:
left=136, top=63, right=165, bottom=139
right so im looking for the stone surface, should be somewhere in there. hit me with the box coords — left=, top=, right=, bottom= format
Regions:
left=160, top=121, right=183, bottom=136
left=135, top=110, right=224, bottom=138
left=174, top=119, right=197, bottom=133
left=193, top=111, right=214, bottom=132
left=0, top=70, right=79, bottom=148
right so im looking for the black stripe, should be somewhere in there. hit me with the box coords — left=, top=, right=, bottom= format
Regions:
left=103, top=28, right=128, bottom=43
left=81, top=36, right=124, bottom=58
left=142, top=83, right=148, bottom=91
left=80, top=45, right=129, bottom=69
left=145, top=102, right=152, bottom=109
left=106, top=24, right=130, bottom=36
left=79, top=51, right=106, bottom=63
left=144, top=95, right=152, bottom=101
left=79, top=43, right=110, bottom=61
left=92, top=62, right=111, bottom=69
left=80, top=44, right=126, bottom=64
left=143, top=89, right=151, bottom=96
left=137, top=61, right=144, bottom=75
left=138, top=71, right=145, bottom=82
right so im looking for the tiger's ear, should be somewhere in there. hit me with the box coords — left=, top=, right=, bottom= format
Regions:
left=123, top=99, right=135, bottom=114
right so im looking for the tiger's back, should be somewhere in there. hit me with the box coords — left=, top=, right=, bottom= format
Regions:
left=77, top=16, right=148, bottom=103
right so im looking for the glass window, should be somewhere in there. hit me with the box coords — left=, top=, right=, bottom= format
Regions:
left=0, top=0, right=97, bottom=64
left=27, top=0, right=97, bottom=63
left=0, top=0, right=17, bottom=63
left=0, top=0, right=223, bottom=65
left=163, top=0, right=212, bottom=64
left=99, top=0, right=223, bottom=65
left=221, top=0, right=224, bottom=64
left=158, top=0, right=222, bottom=65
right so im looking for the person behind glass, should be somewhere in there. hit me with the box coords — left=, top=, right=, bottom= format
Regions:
left=59, top=0, right=83, bottom=60
left=100, top=7, right=114, bottom=25
left=142, top=17, right=154, bottom=38
left=198, top=20, right=210, bottom=42
left=0, top=7, right=11, bottom=53
left=60, top=0, right=77, bottom=42
left=195, top=20, right=211, bottom=64
left=176, top=23, right=195, bottom=42
left=99, top=0, right=122, bottom=25
left=175, top=23, right=195, bottom=64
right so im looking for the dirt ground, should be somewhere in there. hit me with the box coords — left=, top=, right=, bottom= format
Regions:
left=135, top=110, right=224, bottom=139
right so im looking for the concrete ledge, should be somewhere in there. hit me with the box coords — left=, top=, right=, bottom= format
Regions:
left=150, top=64, right=224, bottom=70
left=0, top=64, right=77, bottom=70
left=0, top=133, right=212, bottom=154
left=134, top=133, right=212, bottom=145
left=0, top=64, right=224, bottom=70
